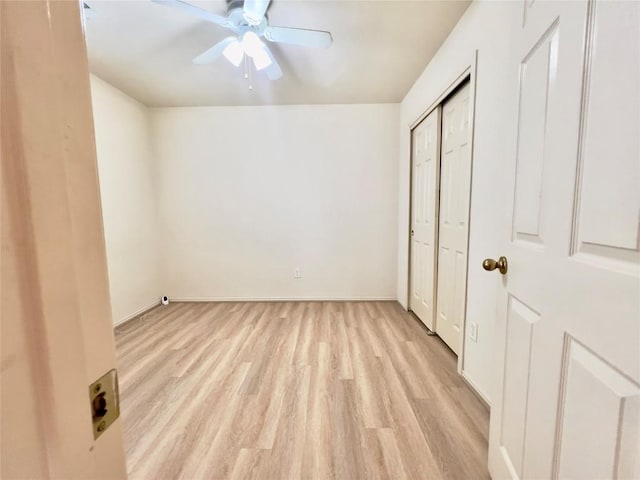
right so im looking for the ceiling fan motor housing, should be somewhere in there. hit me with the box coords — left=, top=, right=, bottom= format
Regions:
left=226, top=0, right=267, bottom=27
left=226, top=0, right=244, bottom=13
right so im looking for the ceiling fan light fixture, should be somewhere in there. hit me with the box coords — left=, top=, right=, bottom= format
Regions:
left=222, top=40, right=244, bottom=67
left=241, top=31, right=263, bottom=57
left=240, top=31, right=272, bottom=70
left=252, top=46, right=272, bottom=70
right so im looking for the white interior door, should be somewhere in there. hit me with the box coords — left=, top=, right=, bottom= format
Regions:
left=1, top=1, right=127, bottom=477
left=489, top=1, right=640, bottom=479
left=409, top=107, right=441, bottom=330
left=435, top=82, right=472, bottom=355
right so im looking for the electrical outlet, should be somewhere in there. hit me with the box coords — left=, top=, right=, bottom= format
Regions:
left=294, top=267, right=301, bottom=279
left=469, top=322, right=478, bottom=343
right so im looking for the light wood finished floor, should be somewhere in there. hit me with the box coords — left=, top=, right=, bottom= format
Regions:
left=115, top=301, right=490, bottom=479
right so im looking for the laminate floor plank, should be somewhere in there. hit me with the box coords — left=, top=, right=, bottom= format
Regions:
left=115, top=301, right=490, bottom=480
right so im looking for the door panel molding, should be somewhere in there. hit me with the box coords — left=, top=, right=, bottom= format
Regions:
left=553, top=334, right=640, bottom=479
left=569, top=0, right=640, bottom=275
left=499, top=294, right=540, bottom=478
left=511, top=19, right=559, bottom=248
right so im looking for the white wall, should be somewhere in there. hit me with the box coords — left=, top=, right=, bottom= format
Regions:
left=152, top=104, right=399, bottom=301
left=397, top=0, right=519, bottom=402
left=91, top=75, right=162, bottom=324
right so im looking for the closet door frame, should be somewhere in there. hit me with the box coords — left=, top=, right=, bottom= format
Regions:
left=406, top=51, right=478, bottom=378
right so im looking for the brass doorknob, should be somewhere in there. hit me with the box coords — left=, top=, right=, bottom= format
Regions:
left=482, top=256, right=508, bottom=275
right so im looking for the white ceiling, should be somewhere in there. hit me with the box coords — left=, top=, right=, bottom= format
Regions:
left=84, top=0, right=470, bottom=107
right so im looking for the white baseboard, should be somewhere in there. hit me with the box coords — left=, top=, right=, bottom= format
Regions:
left=113, top=300, right=161, bottom=327
left=113, top=297, right=398, bottom=326
left=461, top=371, right=491, bottom=408
left=169, top=296, right=397, bottom=303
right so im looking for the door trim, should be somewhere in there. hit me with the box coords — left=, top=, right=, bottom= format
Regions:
left=406, top=51, right=479, bottom=380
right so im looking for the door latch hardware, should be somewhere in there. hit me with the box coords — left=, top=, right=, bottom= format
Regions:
left=89, top=369, right=120, bottom=439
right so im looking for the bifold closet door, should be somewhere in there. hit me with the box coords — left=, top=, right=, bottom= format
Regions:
left=435, top=82, right=472, bottom=355
left=409, top=107, right=442, bottom=330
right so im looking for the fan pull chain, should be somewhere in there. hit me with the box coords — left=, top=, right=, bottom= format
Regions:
left=244, top=56, right=253, bottom=91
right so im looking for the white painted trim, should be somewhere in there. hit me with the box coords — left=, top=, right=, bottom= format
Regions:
left=170, top=296, right=397, bottom=302
left=462, top=371, right=491, bottom=407
left=408, top=63, right=472, bottom=130
left=458, top=51, right=479, bottom=381
left=113, top=300, right=161, bottom=326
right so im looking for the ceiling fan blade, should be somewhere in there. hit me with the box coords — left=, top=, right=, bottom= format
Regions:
left=152, top=0, right=231, bottom=28
left=262, top=45, right=282, bottom=80
left=193, top=37, right=236, bottom=64
left=265, top=26, right=332, bottom=48
left=243, top=0, right=270, bottom=25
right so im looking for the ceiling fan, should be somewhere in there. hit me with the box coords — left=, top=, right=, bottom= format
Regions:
left=153, top=0, right=333, bottom=80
